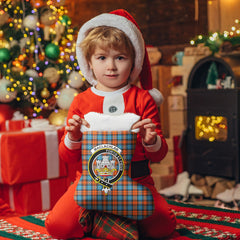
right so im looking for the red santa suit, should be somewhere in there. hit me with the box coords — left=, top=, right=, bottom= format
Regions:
left=60, top=84, right=167, bottom=165
left=45, top=85, right=176, bottom=239
left=45, top=9, right=176, bottom=240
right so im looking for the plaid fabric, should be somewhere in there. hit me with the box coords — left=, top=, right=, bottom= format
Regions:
left=79, top=208, right=94, bottom=233
left=92, top=211, right=139, bottom=240
left=74, top=131, right=154, bottom=220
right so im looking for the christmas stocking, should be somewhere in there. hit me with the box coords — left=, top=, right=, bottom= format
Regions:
left=74, top=130, right=154, bottom=220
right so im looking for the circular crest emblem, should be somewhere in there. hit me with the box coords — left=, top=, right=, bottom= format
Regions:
left=88, top=144, right=124, bottom=194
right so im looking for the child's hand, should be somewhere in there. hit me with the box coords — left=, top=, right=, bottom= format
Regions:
left=65, top=114, right=90, bottom=141
left=132, top=118, right=157, bottom=145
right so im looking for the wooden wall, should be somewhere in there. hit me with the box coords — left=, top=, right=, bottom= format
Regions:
left=65, top=0, right=208, bottom=46
left=208, top=0, right=240, bottom=33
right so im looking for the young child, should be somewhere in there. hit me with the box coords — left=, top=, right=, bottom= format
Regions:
left=45, top=9, right=176, bottom=240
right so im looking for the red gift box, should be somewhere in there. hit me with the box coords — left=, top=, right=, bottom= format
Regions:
left=0, top=177, right=68, bottom=214
left=0, top=128, right=67, bottom=185
left=1, top=120, right=31, bottom=131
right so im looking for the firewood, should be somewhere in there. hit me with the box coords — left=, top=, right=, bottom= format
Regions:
left=198, top=185, right=212, bottom=198
left=205, top=176, right=225, bottom=187
left=190, top=174, right=206, bottom=186
left=211, top=181, right=230, bottom=199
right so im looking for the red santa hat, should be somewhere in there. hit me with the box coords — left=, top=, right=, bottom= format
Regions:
left=76, top=9, right=163, bottom=105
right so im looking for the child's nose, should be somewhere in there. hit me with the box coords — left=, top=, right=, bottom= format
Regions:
left=107, top=59, right=117, bottom=70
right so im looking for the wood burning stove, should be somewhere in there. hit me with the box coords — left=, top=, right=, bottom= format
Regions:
left=186, top=56, right=240, bottom=181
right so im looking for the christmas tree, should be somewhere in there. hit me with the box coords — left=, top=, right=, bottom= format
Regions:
left=0, top=0, right=86, bottom=119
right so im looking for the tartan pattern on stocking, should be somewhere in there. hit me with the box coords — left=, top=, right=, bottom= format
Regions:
left=74, top=131, right=154, bottom=220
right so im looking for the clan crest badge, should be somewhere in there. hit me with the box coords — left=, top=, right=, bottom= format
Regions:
left=88, top=144, right=124, bottom=194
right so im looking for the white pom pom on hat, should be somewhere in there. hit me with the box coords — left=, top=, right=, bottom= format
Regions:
left=76, top=9, right=163, bottom=105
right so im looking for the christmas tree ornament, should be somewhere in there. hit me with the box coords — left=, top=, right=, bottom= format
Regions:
left=50, top=82, right=57, bottom=89
left=60, top=15, right=71, bottom=26
left=0, top=11, right=9, bottom=26
left=11, top=66, right=22, bottom=73
left=23, top=15, right=38, bottom=29
left=33, top=0, right=44, bottom=8
left=48, top=109, right=68, bottom=126
left=12, top=60, right=25, bottom=72
left=47, top=94, right=57, bottom=107
left=25, top=69, right=39, bottom=78
left=45, top=43, right=60, bottom=60
left=40, top=7, right=57, bottom=41
left=57, top=87, right=78, bottom=109
left=40, top=8, right=56, bottom=39
left=38, top=53, right=45, bottom=61
left=68, top=71, right=84, bottom=89
left=18, top=55, right=25, bottom=61
left=29, top=43, right=36, bottom=54
left=0, top=48, right=10, bottom=63
left=0, top=39, right=10, bottom=49
left=40, top=7, right=57, bottom=25
left=42, top=25, right=51, bottom=41
left=41, top=87, right=50, bottom=98
left=0, top=78, right=17, bottom=103
left=9, top=40, right=18, bottom=48
left=53, top=22, right=65, bottom=43
left=19, top=37, right=30, bottom=50
left=43, top=67, right=60, bottom=83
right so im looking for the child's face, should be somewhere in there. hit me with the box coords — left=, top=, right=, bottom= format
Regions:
left=89, top=46, right=133, bottom=92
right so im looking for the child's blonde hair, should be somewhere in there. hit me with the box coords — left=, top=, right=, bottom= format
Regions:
left=80, top=26, right=135, bottom=64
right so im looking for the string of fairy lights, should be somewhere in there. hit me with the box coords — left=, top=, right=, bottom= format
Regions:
left=190, top=19, right=240, bottom=54
left=0, top=0, right=84, bottom=118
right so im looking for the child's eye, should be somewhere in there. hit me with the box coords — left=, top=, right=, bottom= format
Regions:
left=98, top=56, right=105, bottom=60
left=117, top=56, right=125, bottom=60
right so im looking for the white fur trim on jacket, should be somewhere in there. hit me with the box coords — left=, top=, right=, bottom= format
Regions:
left=64, top=133, right=82, bottom=150
left=76, top=13, right=145, bottom=86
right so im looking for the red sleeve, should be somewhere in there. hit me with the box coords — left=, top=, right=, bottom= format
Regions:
left=129, top=88, right=168, bottom=164
left=58, top=88, right=105, bottom=165
left=58, top=95, right=83, bottom=165
left=141, top=93, right=168, bottom=163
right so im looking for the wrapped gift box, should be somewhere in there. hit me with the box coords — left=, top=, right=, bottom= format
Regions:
left=0, top=177, right=68, bottom=214
left=1, top=120, right=31, bottom=131
left=0, top=128, right=67, bottom=185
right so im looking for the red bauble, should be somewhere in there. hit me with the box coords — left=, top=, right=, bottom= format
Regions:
left=33, top=0, right=44, bottom=8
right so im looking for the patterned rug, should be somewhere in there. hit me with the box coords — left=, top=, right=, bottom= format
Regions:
left=0, top=200, right=240, bottom=240
left=168, top=200, right=240, bottom=239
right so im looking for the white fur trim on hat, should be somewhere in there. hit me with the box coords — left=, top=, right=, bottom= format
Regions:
left=76, top=13, right=145, bottom=86
left=148, top=88, right=164, bottom=106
